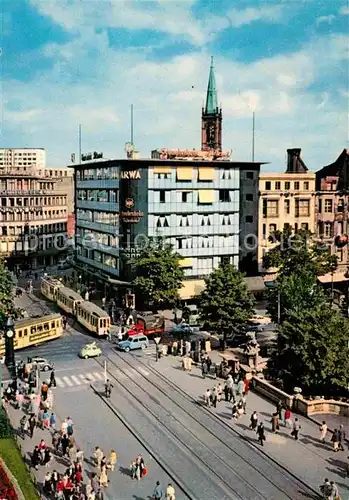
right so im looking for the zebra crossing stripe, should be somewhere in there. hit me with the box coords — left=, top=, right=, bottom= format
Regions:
left=71, top=376, right=82, bottom=385
left=78, top=374, right=89, bottom=384
left=85, top=373, right=96, bottom=382
left=93, top=372, right=103, bottom=380
left=56, top=378, right=65, bottom=388
left=62, top=376, right=74, bottom=387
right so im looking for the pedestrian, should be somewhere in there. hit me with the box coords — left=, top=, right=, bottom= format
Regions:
left=329, top=480, right=340, bottom=500
left=165, top=483, right=176, bottom=500
left=204, top=389, right=211, bottom=407
left=276, top=400, right=283, bottom=419
left=291, top=418, right=301, bottom=440
left=256, top=422, right=266, bottom=446
left=61, top=434, right=69, bottom=457
left=94, top=446, right=104, bottom=468
left=50, top=370, right=56, bottom=388
left=211, top=387, right=218, bottom=408
left=320, top=478, right=332, bottom=499
left=244, top=377, right=249, bottom=396
left=43, top=471, right=52, bottom=494
left=20, top=415, right=28, bottom=438
left=338, top=424, right=346, bottom=451
left=108, top=450, right=117, bottom=471
left=31, top=446, right=40, bottom=470
left=99, top=465, right=108, bottom=488
left=223, top=383, right=229, bottom=402
left=271, top=412, right=279, bottom=433
left=153, top=480, right=163, bottom=500
left=67, top=416, right=74, bottom=436
left=50, top=412, right=56, bottom=430
left=52, top=432, right=61, bottom=453
left=236, top=379, right=244, bottom=397
left=201, top=360, right=208, bottom=379
left=319, top=421, right=328, bottom=443
left=43, top=448, right=53, bottom=467
left=331, top=429, right=340, bottom=452
left=61, top=418, right=68, bottom=436
left=43, top=409, right=50, bottom=428
left=38, top=439, right=47, bottom=464
left=217, top=383, right=223, bottom=402
left=226, top=375, right=236, bottom=402
left=41, top=382, right=49, bottom=401
left=76, top=448, right=84, bottom=465
left=284, top=407, right=292, bottom=428
left=250, top=411, right=258, bottom=430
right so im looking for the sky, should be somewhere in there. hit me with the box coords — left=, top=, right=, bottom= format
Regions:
left=0, top=0, right=348, bottom=172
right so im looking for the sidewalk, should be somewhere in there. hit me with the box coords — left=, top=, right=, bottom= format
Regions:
left=147, top=353, right=349, bottom=496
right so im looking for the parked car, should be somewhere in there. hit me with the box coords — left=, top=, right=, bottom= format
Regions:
left=79, top=342, right=102, bottom=359
left=171, top=323, right=193, bottom=336
left=118, top=334, right=149, bottom=352
left=30, top=357, right=54, bottom=371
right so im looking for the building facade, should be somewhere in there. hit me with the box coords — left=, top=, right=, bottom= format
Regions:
left=0, top=149, right=70, bottom=269
left=315, top=149, right=349, bottom=280
left=258, top=149, right=316, bottom=272
left=46, top=168, right=75, bottom=237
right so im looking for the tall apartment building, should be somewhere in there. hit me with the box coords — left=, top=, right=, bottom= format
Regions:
left=0, top=148, right=69, bottom=270
left=258, top=149, right=316, bottom=272
left=316, top=149, right=349, bottom=283
left=71, top=60, right=263, bottom=300
left=46, top=168, right=75, bottom=237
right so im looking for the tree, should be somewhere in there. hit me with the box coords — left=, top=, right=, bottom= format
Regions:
left=197, top=264, right=255, bottom=347
left=0, top=260, right=16, bottom=328
left=267, top=305, right=349, bottom=395
left=132, top=240, right=184, bottom=310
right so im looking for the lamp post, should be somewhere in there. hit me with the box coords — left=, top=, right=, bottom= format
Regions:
left=5, top=316, right=16, bottom=388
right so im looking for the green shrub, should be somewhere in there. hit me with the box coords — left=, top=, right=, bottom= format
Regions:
left=0, top=409, right=13, bottom=439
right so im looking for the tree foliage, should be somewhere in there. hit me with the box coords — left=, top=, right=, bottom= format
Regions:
left=268, top=306, right=349, bottom=395
left=198, top=264, right=254, bottom=342
left=0, top=260, right=16, bottom=328
left=132, top=240, right=184, bottom=310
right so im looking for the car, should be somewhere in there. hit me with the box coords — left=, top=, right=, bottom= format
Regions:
left=171, top=324, right=193, bottom=336
left=118, top=334, right=149, bottom=352
left=0, top=356, right=5, bottom=365
left=79, top=342, right=102, bottom=359
left=30, top=357, right=54, bottom=371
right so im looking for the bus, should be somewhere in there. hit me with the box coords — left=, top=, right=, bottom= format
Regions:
left=40, top=276, right=64, bottom=302
left=56, top=287, right=84, bottom=315
left=127, top=313, right=165, bottom=337
left=0, top=313, right=63, bottom=355
left=75, top=301, right=110, bottom=336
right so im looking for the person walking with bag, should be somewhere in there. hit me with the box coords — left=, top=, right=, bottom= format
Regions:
left=291, top=418, right=301, bottom=440
left=152, top=480, right=163, bottom=499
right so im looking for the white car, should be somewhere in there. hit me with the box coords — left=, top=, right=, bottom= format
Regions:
left=0, top=356, right=5, bottom=365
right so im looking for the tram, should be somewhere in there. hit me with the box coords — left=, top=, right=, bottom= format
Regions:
left=75, top=301, right=110, bottom=336
left=0, top=313, right=63, bottom=355
left=56, top=287, right=84, bottom=315
left=40, top=276, right=64, bottom=302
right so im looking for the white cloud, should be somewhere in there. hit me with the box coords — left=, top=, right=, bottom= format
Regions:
left=3, top=5, right=348, bottom=172
left=339, top=5, right=349, bottom=15
left=227, top=6, right=283, bottom=27
left=316, top=15, right=335, bottom=24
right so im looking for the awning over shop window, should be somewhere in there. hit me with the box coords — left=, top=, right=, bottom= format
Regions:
left=198, top=190, right=214, bottom=204
left=177, top=167, right=194, bottom=181
left=179, top=258, right=193, bottom=268
left=153, top=166, right=172, bottom=174
left=198, top=168, right=215, bottom=181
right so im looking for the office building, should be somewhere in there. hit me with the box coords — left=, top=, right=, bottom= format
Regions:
left=72, top=60, right=263, bottom=300
left=258, top=149, right=316, bottom=272
left=0, top=149, right=69, bottom=269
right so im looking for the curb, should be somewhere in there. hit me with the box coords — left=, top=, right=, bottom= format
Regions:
left=89, top=382, right=198, bottom=500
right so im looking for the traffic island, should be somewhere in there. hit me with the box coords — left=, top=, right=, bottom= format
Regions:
left=0, top=408, right=38, bottom=500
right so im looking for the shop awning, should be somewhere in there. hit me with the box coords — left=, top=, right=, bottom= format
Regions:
left=179, top=258, right=193, bottom=268
left=198, top=190, right=214, bottom=204
left=198, top=168, right=215, bottom=181
left=177, top=167, right=194, bottom=181
left=153, top=166, right=172, bottom=174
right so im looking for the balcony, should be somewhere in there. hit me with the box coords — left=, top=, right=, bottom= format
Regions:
left=0, top=169, right=51, bottom=179
left=0, top=189, right=58, bottom=196
left=77, top=219, right=119, bottom=234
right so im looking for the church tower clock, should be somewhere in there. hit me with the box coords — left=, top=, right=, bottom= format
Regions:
left=201, top=57, right=222, bottom=151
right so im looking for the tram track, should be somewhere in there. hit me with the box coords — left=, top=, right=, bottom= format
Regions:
left=94, top=350, right=319, bottom=500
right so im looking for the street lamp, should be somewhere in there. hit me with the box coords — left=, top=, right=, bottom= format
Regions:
left=5, top=317, right=16, bottom=387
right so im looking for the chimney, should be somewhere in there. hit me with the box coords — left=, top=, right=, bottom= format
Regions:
left=286, top=148, right=307, bottom=173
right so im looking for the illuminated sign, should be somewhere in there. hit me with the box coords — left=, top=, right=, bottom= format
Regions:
left=120, top=170, right=141, bottom=180
left=125, top=198, right=135, bottom=208
left=120, top=210, right=144, bottom=223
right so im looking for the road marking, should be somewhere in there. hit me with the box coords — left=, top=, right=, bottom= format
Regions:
left=137, top=366, right=149, bottom=376
left=85, top=373, right=96, bottom=382
left=93, top=372, right=103, bottom=380
left=79, top=374, right=89, bottom=384
left=62, top=376, right=74, bottom=387
left=56, top=378, right=65, bottom=388
left=71, top=376, right=82, bottom=385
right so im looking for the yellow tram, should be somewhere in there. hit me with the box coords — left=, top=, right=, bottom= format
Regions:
left=75, top=301, right=110, bottom=336
left=40, top=276, right=64, bottom=302
left=56, top=287, right=84, bottom=315
left=0, top=313, right=63, bottom=355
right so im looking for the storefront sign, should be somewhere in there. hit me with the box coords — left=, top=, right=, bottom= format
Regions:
left=120, top=210, right=144, bottom=223
left=122, top=247, right=141, bottom=259
left=120, top=170, right=141, bottom=180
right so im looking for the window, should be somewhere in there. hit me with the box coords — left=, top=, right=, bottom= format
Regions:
left=219, top=189, right=230, bottom=202
left=294, top=182, right=300, bottom=190
left=269, top=223, right=277, bottom=233
left=295, top=199, right=310, bottom=217
left=262, top=223, right=266, bottom=238
left=246, top=172, right=254, bottom=180
left=221, top=169, right=231, bottom=180
left=245, top=215, right=253, bottom=223
left=303, top=181, right=309, bottom=190
left=200, top=215, right=211, bottom=226
left=245, top=194, right=253, bottom=201
left=177, top=238, right=183, bottom=249
left=179, top=216, right=190, bottom=227
left=337, top=199, right=344, bottom=212
left=285, top=182, right=290, bottom=190
left=265, top=181, right=271, bottom=190
left=324, top=199, right=333, bottom=213
left=159, top=190, right=166, bottom=203
left=284, top=199, right=290, bottom=214
left=324, top=222, right=332, bottom=238
left=275, top=181, right=281, bottom=190
left=301, top=223, right=309, bottom=230
left=263, top=200, right=278, bottom=217
left=182, top=192, right=188, bottom=203
left=318, top=199, right=322, bottom=213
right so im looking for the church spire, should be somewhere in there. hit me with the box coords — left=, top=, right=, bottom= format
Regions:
left=205, top=56, right=218, bottom=114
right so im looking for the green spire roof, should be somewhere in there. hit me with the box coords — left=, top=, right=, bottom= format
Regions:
left=205, top=56, right=218, bottom=114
